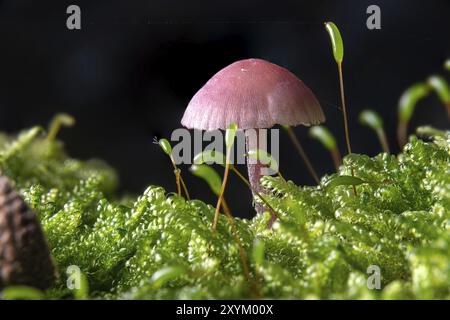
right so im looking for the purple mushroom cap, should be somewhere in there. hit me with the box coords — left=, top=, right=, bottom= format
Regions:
left=181, top=58, right=325, bottom=222
left=181, top=58, right=325, bottom=130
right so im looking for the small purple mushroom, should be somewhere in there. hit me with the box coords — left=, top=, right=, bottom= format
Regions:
left=182, top=58, right=325, bottom=216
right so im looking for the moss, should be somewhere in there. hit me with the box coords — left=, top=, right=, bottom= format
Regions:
left=0, top=127, right=449, bottom=299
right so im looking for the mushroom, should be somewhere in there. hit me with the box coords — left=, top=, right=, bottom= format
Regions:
left=181, top=58, right=325, bottom=217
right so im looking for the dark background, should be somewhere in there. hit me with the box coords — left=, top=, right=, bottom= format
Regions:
left=0, top=0, right=449, bottom=217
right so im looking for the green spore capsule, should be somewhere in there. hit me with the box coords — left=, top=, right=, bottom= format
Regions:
left=445, top=59, right=450, bottom=71
left=325, top=21, right=344, bottom=64
left=193, top=150, right=226, bottom=166
left=416, top=126, right=448, bottom=139
left=359, top=110, right=383, bottom=130
left=309, top=125, right=342, bottom=170
left=427, top=75, right=450, bottom=118
left=397, top=82, right=430, bottom=147
left=359, top=109, right=390, bottom=153
left=309, top=125, right=337, bottom=151
left=398, top=83, right=430, bottom=123
left=47, top=113, right=75, bottom=141
left=190, top=164, right=222, bottom=196
left=157, top=138, right=172, bottom=156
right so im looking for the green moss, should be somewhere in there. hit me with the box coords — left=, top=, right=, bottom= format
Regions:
left=0, top=127, right=449, bottom=299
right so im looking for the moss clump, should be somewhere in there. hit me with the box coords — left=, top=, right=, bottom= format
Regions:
left=0, top=127, right=449, bottom=299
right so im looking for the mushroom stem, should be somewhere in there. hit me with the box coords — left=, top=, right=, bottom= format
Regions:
left=245, top=129, right=272, bottom=217
left=246, top=162, right=265, bottom=212
left=230, top=166, right=279, bottom=221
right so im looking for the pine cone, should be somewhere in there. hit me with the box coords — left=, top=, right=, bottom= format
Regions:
left=0, top=176, right=56, bottom=290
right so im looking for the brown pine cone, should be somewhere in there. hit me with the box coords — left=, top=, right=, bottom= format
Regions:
left=0, top=176, right=57, bottom=290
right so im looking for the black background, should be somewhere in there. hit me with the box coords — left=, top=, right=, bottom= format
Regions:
left=0, top=0, right=449, bottom=217
left=2, top=299, right=444, bottom=318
